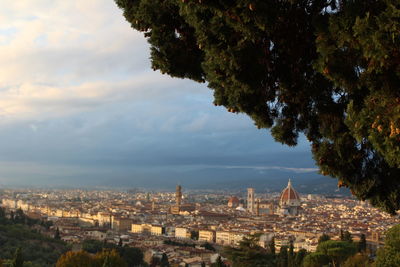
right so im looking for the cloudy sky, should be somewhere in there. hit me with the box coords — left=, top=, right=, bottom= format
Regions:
left=0, top=0, right=320, bottom=188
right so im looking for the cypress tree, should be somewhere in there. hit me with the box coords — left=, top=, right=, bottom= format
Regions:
left=278, top=246, right=288, bottom=267
left=318, top=234, right=331, bottom=244
left=160, top=253, right=170, bottom=267
left=358, top=234, right=367, bottom=253
left=54, top=227, right=61, bottom=240
left=269, top=237, right=276, bottom=256
left=11, top=248, right=23, bottom=267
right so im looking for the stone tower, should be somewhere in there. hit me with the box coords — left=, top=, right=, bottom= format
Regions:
left=247, top=188, right=255, bottom=213
left=176, top=185, right=182, bottom=206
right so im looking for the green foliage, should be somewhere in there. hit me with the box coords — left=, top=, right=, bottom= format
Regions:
left=95, top=249, right=127, bottom=267
left=150, top=256, right=160, bottom=267
left=341, top=231, right=353, bottom=243
left=318, top=234, right=331, bottom=244
left=211, top=256, right=227, bottom=267
left=358, top=234, right=367, bottom=253
left=277, top=246, right=288, bottom=267
left=11, top=248, right=23, bottom=267
left=118, top=246, right=144, bottom=267
left=375, top=224, right=400, bottom=266
left=116, top=0, right=400, bottom=214
left=302, top=252, right=330, bottom=267
left=56, top=251, right=95, bottom=267
left=316, top=240, right=357, bottom=266
left=82, top=240, right=105, bottom=254
left=0, top=213, right=67, bottom=267
left=269, top=237, right=275, bottom=255
left=57, top=249, right=128, bottom=267
left=54, top=228, right=61, bottom=240
left=160, top=253, right=169, bottom=267
left=294, top=249, right=307, bottom=266
left=342, top=254, right=371, bottom=267
left=163, top=240, right=195, bottom=248
left=82, top=240, right=144, bottom=267
left=190, top=230, right=199, bottom=240
left=200, top=242, right=216, bottom=251
left=224, top=234, right=275, bottom=267
left=288, top=242, right=295, bottom=267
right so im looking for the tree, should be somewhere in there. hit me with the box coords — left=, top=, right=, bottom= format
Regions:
left=277, top=246, right=288, bottom=267
left=302, top=253, right=330, bottom=267
left=342, top=254, right=371, bottom=267
left=375, top=224, right=400, bottom=267
left=316, top=240, right=357, bottom=266
left=341, top=231, right=353, bottom=243
left=190, top=230, right=199, bottom=240
left=224, top=234, right=275, bottom=267
left=95, top=249, right=127, bottom=267
left=358, top=234, right=367, bottom=253
left=269, top=237, right=275, bottom=256
left=150, top=256, right=160, bottom=267
left=318, top=234, right=331, bottom=244
left=82, top=240, right=105, bottom=254
left=115, top=0, right=400, bottom=214
left=294, top=249, right=307, bottom=267
left=211, top=256, right=227, bottom=267
left=102, top=255, right=112, bottom=267
left=160, top=253, right=170, bottom=267
left=118, top=246, right=144, bottom=267
left=54, top=227, right=61, bottom=240
left=288, top=241, right=294, bottom=267
left=56, top=251, right=95, bottom=267
left=11, top=248, right=23, bottom=267
left=201, top=242, right=216, bottom=251
left=0, top=207, right=6, bottom=218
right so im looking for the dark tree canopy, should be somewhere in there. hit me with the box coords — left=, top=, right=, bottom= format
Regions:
left=115, top=0, right=400, bottom=213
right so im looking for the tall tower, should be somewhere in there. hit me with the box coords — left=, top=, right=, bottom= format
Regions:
left=247, top=188, right=255, bottom=213
left=176, top=185, right=182, bottom=206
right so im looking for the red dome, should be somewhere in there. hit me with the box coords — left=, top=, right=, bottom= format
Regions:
left=279, top=179, right=300, bottom=206
left=228, top=196, right=240, bottom=207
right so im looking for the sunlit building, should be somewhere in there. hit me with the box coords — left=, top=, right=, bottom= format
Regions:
left=278, top=179, right=301, bottom=216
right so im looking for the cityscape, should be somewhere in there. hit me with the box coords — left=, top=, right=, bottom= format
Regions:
left=0, top=0, right=399, bottom=266
left=1, top=180, right=398, bottom=266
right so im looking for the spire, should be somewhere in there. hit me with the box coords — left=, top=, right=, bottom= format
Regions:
left=288, top=179, right=292, bottom=187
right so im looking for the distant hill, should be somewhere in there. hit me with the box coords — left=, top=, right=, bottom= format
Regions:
left=73, top=165, right=349, bottom=195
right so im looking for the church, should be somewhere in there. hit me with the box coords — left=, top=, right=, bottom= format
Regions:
left=278, top=179, right=301, bottom=216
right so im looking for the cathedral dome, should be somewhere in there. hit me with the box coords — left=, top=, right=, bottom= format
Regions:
left=228, top=196, right=240, bottom=208
left=279, top=179, right=300, bottom=207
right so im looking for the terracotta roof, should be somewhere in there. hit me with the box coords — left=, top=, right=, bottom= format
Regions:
left=279, top=179, right=300, bottom=203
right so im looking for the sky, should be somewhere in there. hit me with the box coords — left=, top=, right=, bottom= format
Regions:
left=0, top=0, right=321, bottom=189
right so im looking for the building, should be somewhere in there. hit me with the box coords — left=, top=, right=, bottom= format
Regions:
left=227, top=196, right=240, bottom=208
left=176, top=185, right=182, bottom=206
left=247, top=188, right=255, bottom=214
left=278, top=179, right=301, bottom=216
left=216, top=231, right=248, bottom=246
left=171, top=184, right=183, bottom=215
left=112, top=217, right=133, bottom=232
left=199, top=229, right=216, bottom=243
left=151, top=225, right=165, bottom=236
left=131, top=223, right=144, bottom=234
left=257, top=201, right=275, bottom=216
left=175, top=227, right=191, bottom=239
left=216, top=231, right=230, bottom=246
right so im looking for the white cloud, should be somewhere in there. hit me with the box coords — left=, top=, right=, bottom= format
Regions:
left=0, top=0, right=160, bottom=121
